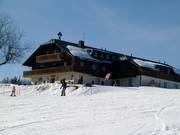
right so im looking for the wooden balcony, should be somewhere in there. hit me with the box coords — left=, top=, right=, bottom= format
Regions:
left=23, top=66, right=73, bottom=77
left=36, top=53, right=63, bottom=63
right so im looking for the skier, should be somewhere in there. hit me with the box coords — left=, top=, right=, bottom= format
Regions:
left=10, top=86, right=16, bottom=97
left=60, top=79, right=67, bottom=96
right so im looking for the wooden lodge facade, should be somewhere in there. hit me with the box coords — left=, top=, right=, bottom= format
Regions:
left=23, top=39, right=180, bottom=89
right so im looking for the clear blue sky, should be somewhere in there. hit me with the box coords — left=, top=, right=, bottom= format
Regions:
left=0, top=0, right=180, bottom=80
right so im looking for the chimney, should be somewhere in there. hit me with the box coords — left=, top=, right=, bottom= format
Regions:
left=78, top=40, right=84, bottom=47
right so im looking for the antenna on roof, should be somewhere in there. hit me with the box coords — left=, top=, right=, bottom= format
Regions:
left=57, top=32, right=62, bottom=40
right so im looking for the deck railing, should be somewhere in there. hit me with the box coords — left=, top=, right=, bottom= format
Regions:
left=36, top=53, right=63, bottom=63
left=23, top=66, right=73, bottom=77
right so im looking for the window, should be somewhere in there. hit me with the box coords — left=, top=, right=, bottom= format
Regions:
left=71, top=74, right=74, bottom=80
left=167, top=69, right=171, bottom=75
left=92, top=64, right=96, bottom=70
left=100, top=53, right=104, bottom=59
left=155, top=65, right=160, bottom=71
left=94, top=52, right=98, bottom=57
left=102, top=66, right=106, bottom=72
left=87, top=49, right=93, bottom=55
left=101, top=81, right=104, bottom=85
left=39, top=64, right=45, bottom=68
left=53, top=63, right=57, bottom=66
left=128, top=79, right=132, bottom=86
left=92, top=80, right=95, bottom=84
left=175, top=84, right=178, bottom=89
left=116, top=80, right=120, bottom=86
left=80, top=61, right=84, bottom=67
left=64, top=62, right=67, bottom=66
left=150, top=80, right=155, bottom=84
left=106, top=54, right=110, bottom=60
left=149, top=80, right=155, bottom=86
left=164, top=82, right=167, bottom=88
left=112, top=55, right=116, bottom=60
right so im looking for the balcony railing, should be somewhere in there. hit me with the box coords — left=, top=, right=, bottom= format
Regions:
left=36, top=53, right=63, bottom=63
left=23, top=66, right=73, bottom=77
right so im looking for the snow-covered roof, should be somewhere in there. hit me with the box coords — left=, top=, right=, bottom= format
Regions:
left=173, top=68, right=180, bottom=76
left=133, top=59, right=157, bottom=70
left=41, top=39, right=56, bottom=45
left=133, top=59, right=180, bottom=76
left=67, top=45, right=100, bottom=62
left=133, top=59, right=170, bottom=70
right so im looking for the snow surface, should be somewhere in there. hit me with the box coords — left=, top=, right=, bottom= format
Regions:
left=1, top=83, right=180, bottom=135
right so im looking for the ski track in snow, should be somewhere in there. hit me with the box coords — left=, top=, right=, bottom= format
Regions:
left=0, top=84, right=180, bottom=135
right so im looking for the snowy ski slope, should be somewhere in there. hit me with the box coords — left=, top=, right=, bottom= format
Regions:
left=0, top=84, right=180, bottom=135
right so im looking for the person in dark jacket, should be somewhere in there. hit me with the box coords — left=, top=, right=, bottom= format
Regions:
left=60, top=79, right=67, bottom=96
left=10, top=86, right=16, bottom=96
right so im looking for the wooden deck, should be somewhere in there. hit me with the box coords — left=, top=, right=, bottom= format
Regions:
left=23, top=66, right=73, bottom=77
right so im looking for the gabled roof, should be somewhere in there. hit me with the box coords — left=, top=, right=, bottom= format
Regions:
left=23, top=39, right=121, bottom=66
left=23, top=38, right=180, bottom=77
left=23, top=39, right=72, bottom=66
left=23, top=45, right=44, bottom=66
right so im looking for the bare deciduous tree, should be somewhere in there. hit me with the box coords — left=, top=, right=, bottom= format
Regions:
left=0, top=13, right=27, bottom=66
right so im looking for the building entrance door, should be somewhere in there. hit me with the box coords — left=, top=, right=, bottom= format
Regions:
left=50, top=75, right=56, bottom=83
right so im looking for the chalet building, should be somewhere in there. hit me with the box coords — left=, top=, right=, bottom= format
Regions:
left=23, top=38, right=180, bottom=89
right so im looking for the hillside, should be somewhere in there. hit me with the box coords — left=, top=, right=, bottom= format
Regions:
left=0, top=84, right=180, bottom=135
